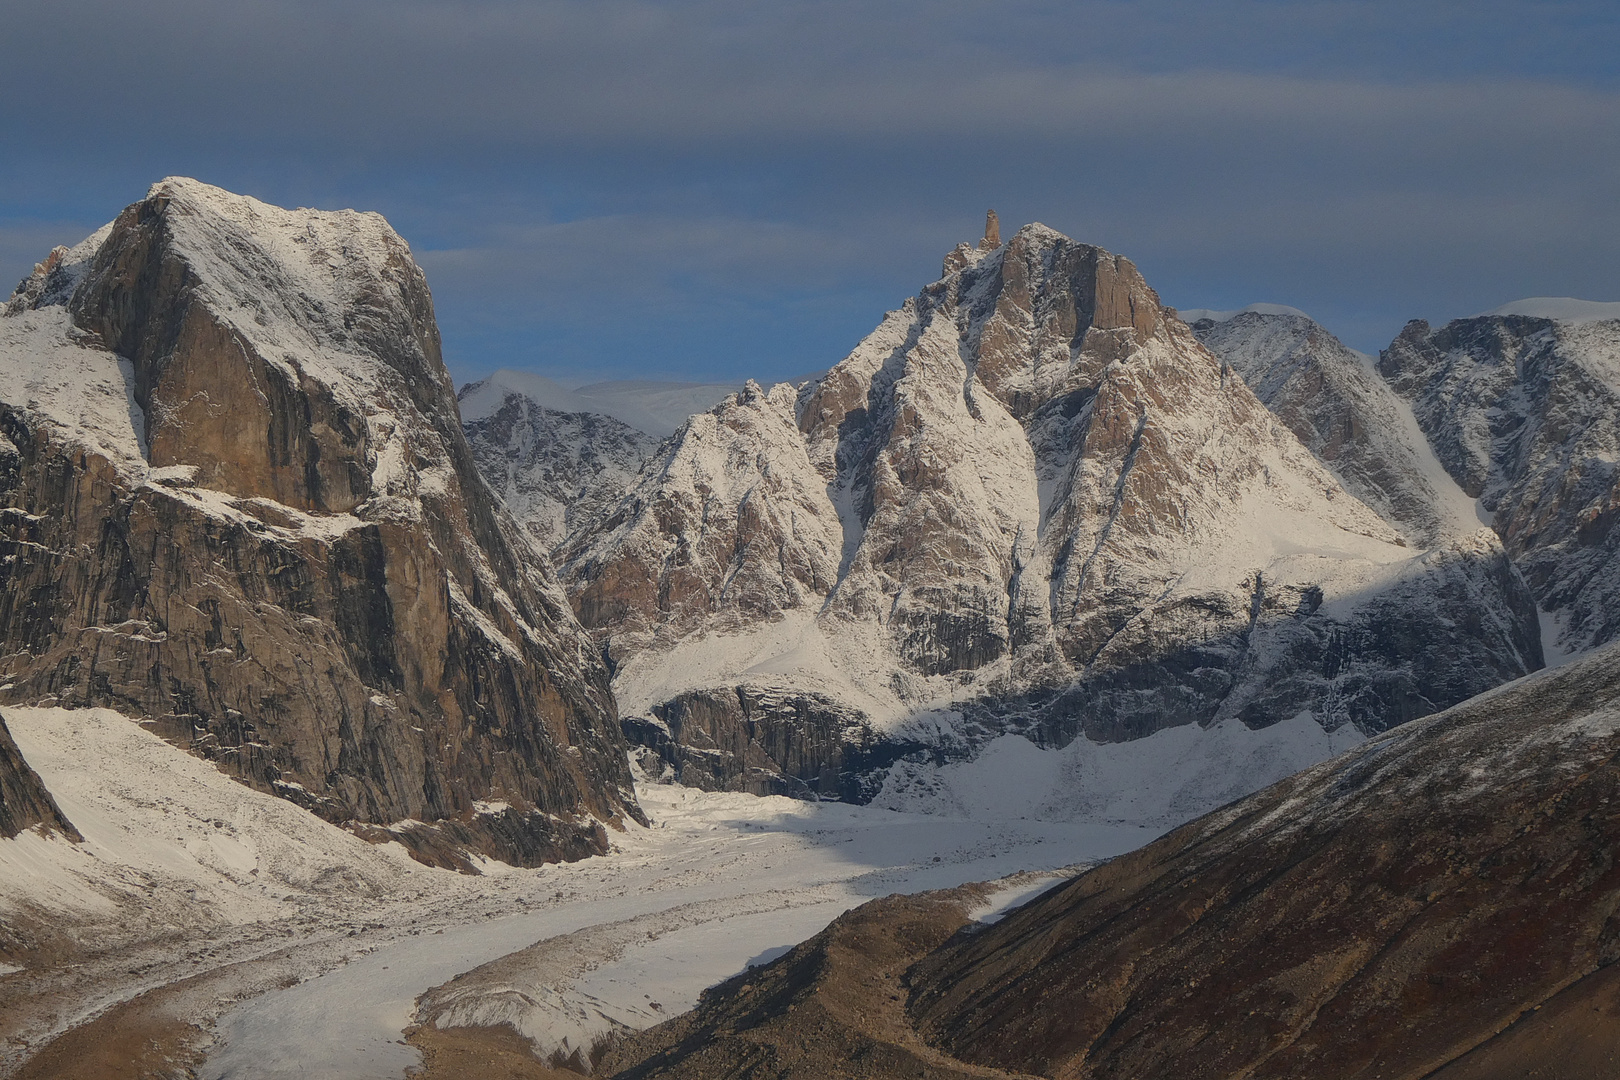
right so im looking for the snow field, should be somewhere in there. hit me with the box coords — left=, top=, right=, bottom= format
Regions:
left=201, top=779, right=1157, bottom=1079
left=0, top=705, right=1159, bottom=1079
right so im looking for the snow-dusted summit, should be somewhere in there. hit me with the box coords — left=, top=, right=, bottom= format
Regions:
left=554, top=220, right=1542, bottom=802
left=458, top=370, right=740, bottom=552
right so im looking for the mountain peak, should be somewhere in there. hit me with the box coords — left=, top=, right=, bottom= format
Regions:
left=1177, top=301, right=1313, bottom=325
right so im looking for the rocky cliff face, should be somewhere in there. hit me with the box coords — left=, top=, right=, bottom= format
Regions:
left=1381, top=314, right=1620, bottom=655
left=553, top=221, right=1542, bottom=801
left=0, top=179, right=640, bottom=867
left=0, top=712, right=77, bottom=840
left=1192, top=309, right=1482, bottom=547
left=625, top=686, right=915, bottom=801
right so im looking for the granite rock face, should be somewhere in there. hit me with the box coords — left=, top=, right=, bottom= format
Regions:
left=626, top=686, right=916, bottom=801
left=552, top=223, right=1542, bottom=800
left=0, top=712, right=77, bottom=840
left=1381, top=314, right=1620, bottom=654
left=0, top=179, right=640, bottom=866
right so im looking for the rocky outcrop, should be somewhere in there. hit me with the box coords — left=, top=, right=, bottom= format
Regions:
left=0, top=712, right=77, bottom=840
left=1193, top=309, right=1480, bottom=547
left=972, top=531, right=1541, bottom=746
left=627, top=687, right=913, bottom=801
left=561, top=222, right=1542, bottom=801
left=0, top=179, right=640, bottom=867
left=1381, top=314, right=1620, bottom=654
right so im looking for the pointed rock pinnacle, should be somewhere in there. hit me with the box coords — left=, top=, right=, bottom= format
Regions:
left=979, top=209, right=1001, bottom=251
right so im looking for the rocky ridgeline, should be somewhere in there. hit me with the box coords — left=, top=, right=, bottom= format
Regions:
left=533, top=218, right=1543, bottom=799
left=1382, top=314, right=1620, bottom=655
left=1190, top=309, right=1475, bottom=548
left=460, top=384, right=661, bottom=554
left=0, top=179, right=640, bottom=868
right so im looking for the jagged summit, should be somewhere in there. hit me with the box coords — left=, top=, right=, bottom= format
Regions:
left=1178, top=301, right=1312, bottom=324
left=556, top=218, right=1539, bottom=803
left=0, top=179, right=640, bottom=867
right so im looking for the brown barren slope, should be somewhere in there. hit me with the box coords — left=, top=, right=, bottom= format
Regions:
left=907, top=642, right=1620, bottom=1080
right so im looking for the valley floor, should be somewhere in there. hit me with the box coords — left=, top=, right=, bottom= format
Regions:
left=0, top=708, right=1157, bottom=1079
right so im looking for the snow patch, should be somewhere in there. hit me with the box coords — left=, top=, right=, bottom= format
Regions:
left=875, top=715, right=1366, bottom=829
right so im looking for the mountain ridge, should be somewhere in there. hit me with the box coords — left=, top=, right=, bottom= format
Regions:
left=530, top=219, right=1543, bottom=812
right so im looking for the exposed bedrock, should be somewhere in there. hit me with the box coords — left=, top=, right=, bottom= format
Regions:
left=626, top=687, right=915, bottom=803
left=0, top=711, right=77, bottom=841
left=0, top=179, right=640, bottom=866
left=1381, top=314, right=1620, bottom=653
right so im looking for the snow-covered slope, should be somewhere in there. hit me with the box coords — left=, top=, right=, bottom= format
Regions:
left=1381, top=312, right=1620, bottom=655
left=458, top=370, right=740, bottom=553
left=0, top=179, right=638, bottom=866
left=1191, top=309, right=1484, bottom=546
left=557, top=221, right=1543, bottom=799
left=564, top=380, right=844, bottom=647
left=460, top=380, right=661, bottom=552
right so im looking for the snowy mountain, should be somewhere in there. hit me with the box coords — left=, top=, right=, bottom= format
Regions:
left=1381, top=310, right=1620, bottom=655
left=1190, top=308, right=1484, bottom=547
left=460, top=370, right=739, bottom=439
left=0, top=179, right=639, bottom=866
left=555, top=220, right=1542, bottom=800
left=458, top=370, right=738, bottom=553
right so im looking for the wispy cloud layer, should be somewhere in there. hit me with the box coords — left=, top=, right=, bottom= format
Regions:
left=3, top=1, right=1618, bottom=378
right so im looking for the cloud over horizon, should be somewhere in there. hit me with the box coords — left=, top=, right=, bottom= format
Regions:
left=4, top=0, right=1618, bottom=380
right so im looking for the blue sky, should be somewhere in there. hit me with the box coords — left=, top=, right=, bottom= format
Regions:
left=3, top=1, right=1618, bottom=385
